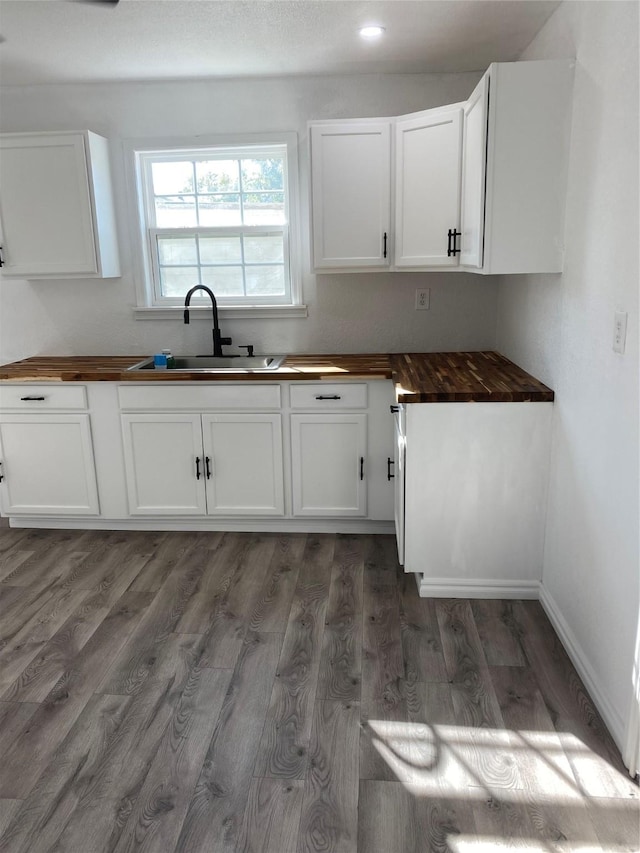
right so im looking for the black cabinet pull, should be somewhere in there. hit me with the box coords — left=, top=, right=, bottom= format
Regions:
left=383, top=232, right=388, bottom=259
left=20, top=396, right=46, bottom=401
left=315, top=394, right=341, bottom=401
left=390, top=405, right=399, bottom=414
left=0, top=462, right=3, bottom=483
left=387, top=457, right=395, bottom=481
left=205, top=456, right=212, bottom=479
left=195, top=457, right=201, bottom=480
left=0, top=247, right=4, bottom=268
left=447, top=228, right=461, bottom=257
left=360, top=456, right=364, bottom=481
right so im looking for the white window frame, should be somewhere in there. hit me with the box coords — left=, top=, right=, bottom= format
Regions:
left=125, top=133, right=306, bottom=319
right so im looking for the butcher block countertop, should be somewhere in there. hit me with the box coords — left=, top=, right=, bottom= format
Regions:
left=0, top=351, right=554, bottom=403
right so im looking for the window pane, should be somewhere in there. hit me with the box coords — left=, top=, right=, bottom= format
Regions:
left=155, top=196, right=197, bottom=227
left=243, top=234, right=284, bottom=264
left=159, top=266, right=200, bottom=298
left=152, top=161, right=194, bottom=195
left=199, top=236, right=242, bottom=265
left=197, top=194, right=241, bottom=226
left=196, top=160, right=240, bottom=193
left=245, top=265, right=285, bottom=296
left=201, top=266, right=244, bottom=296
left=157, top=236, right=198, bottom=265
left=242, top=192, right=285, bottom=225
left=241, top=158, right=284, bottom=191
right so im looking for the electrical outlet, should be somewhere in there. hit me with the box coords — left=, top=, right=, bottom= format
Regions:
left=613, top=311, right=628, bottom=354
left=415, top=288, right=430, bottom=310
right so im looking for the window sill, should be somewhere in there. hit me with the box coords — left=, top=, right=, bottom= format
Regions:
left=134, top=304, right=308, bottom=320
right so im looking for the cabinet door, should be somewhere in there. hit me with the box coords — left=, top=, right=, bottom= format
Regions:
left=202, top=414, right=284, bottom=516
left=393, top=407, right=406, bottom=566
left=394, top=106, right=463, bottom=267
left=0, top=415, right=99, bottom=515
left=366, top=380, right=395, bottom=522
left=0, top=133, right=98, bottom=277
left=460, top=74, right=489, bottom=269
left=121, top=414, right=206, bottom=515
left=291, top=414, right=367, bottom=516
left=310, top=122, right=391, bottom=269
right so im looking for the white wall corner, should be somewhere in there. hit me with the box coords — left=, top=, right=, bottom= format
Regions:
left=540, top=582, right=627, bottom=754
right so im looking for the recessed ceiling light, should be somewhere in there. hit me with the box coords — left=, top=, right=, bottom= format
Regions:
left=359, top=25, right=385, bottom=40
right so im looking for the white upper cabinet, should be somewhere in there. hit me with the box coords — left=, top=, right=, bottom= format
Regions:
left=309, top=59, right=573, bottom=276
left=460, top=60, right=574, bottom=275
left=0, top=131, right=120, bottom=278
left=310, top=122, right=391, bottom=269
left=459, top=74, right=489, bottom=269
left=394, top=106, right=463, bottom=267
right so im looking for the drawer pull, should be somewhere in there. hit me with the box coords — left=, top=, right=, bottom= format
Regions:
left=315, top=394, right=341, bottom=401
left=20, top=396, right=46, bottom=401
left=195, top=456, right=201, bottom=481
left=360, top=456, right=365, bottom=481
left=205, top=456, right=212, bottom=479
left=0, top=462, right=3, bottom=482
left=387, top=457, right=395, bottom=481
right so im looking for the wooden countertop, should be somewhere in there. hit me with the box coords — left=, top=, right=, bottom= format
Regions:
left=390, top=352, right=554, bottom=403
left=0, top=352, right=554, bottom=403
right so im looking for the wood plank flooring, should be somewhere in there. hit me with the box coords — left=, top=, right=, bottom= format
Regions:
left=0, top=529, right=637, bottom=853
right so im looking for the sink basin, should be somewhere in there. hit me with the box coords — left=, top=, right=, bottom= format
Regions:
left=127, top=354, right=287, bottom=372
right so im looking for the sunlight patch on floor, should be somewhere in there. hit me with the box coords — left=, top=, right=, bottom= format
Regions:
left=450, top=837, right=605, bottom=852
left=366, top=720, right=637, bottom=803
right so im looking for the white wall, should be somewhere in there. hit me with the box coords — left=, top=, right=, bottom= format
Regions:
left=0, top=71, right=498, bottom=363
left=498, top=0, right=639, bottom=749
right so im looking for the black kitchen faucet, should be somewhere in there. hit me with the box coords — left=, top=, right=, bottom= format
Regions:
left=183, top=285, right=232, bottom=357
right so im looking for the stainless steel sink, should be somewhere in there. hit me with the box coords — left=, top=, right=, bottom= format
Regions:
left=127, top=354, right=287, bottom=372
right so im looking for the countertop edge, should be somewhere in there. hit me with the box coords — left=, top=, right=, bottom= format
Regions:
left=0, top=352, right=555, bottom=403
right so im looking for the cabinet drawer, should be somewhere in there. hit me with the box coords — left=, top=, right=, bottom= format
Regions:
left=0, top=384, right=87, bottom=411
left=289, top=383, right=368, bottom=409
left=118, top=384, right=281, bottom=411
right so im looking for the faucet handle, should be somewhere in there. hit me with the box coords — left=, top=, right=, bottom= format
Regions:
left=239, top=344, right=254, bottom=357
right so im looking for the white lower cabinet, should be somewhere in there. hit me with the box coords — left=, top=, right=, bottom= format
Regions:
left=291, top=414, right=367, bottom=516
left=121, top=412, right=284, bottom=517
left=400, top=402, right=553, bottom=597
left=121, top=414, right=208, bottom=515
left=202, top=414, right=284, bottom=515
left=0, top=414, right=99, bottom=515
left=0, top=379, right=394, bottom=528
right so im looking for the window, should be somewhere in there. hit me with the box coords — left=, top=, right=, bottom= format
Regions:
left=133, top=137, right=301, bottom=312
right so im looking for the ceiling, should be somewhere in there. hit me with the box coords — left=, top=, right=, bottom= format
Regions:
left=0, top=0, right=560, bottom=87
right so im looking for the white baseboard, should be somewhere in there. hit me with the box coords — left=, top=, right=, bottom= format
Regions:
left=416, top=575, right=540, bottom=599
left=539, top=583, right=626, bottom=753
left=7, top=516, right=395, bottom=535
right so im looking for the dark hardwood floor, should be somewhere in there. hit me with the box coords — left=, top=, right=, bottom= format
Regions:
left=0, top=528, right=637, bottom=852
